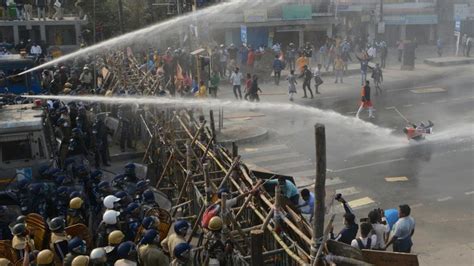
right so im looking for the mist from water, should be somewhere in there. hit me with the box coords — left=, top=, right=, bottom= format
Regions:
left=354, top=122, right=473, bottom=155
left=19, top=0, right=287, bottom=76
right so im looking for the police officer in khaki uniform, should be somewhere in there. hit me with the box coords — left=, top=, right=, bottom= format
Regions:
left=105, top=230, right=125, bottom=264
left=161, top=220, right=188, bottom=259
left=138, top=229, right=169, bottom=266
left=67, top=197, right=86, bottom=227
left=11, top=223, right=34, bottom=259
left=48, top=217, right=70, bottom=261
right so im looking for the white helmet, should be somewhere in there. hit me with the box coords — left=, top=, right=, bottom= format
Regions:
left=90, top=247, right=107, bottom=263
left=103, top=195, right=120, bottom=209
left=103, top=210, right=120, bottom=225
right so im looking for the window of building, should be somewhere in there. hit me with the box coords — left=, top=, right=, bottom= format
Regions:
left=0, top=26, right=14, bottom=43
left=46, top=25, right=77, bottom=46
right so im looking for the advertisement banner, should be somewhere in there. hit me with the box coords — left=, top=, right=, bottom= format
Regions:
left=240, top=25, right=247, bottom=45
left=244, top=9, right=267, bottom=23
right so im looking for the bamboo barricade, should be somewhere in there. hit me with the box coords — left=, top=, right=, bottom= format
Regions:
left=98, top=52, right=334, bottom=263
left=93, top=50, right=418, bottom=266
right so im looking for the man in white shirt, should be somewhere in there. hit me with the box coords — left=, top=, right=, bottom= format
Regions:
left=272, top=43, right=281, bottom=54
left=367, top=46, right=376, bottom=59
left=30, top=43, right=42, bottom=57
left=351, top=222, right=377, bottom=250
left=385, top=204, right=415, bottom=253
left=229, top=67, right=243, bottom=100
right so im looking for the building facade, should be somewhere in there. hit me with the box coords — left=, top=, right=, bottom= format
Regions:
left=0, top=18, right=86, bottom=52
left=209, top=1, right=336, bottom=48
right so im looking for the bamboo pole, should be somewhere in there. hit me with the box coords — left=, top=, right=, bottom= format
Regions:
left=155, top=151, right=174, bottom=188
left=217, top=156, right=241, bottom=189
left=190, top=120, right=206, bottom=147
left=187, top=204, right=206, bottom=243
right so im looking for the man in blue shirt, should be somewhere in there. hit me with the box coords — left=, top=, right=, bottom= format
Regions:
left=330, top=194, right=359, bottom=245
left=297, top=189, right=315, bottom=222
left=272, top=55, right=284, bottom=85
left=356, top=53, right=370, bottom=85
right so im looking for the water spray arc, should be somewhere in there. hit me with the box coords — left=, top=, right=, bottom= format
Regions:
left=18, top=0, right=289, bottom=76
left=25, top=94, right=402, bottom=141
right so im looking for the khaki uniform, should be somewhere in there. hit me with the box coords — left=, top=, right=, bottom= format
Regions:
left=50, top=231, right=70, bottom=262
left=12, top=236, right=34, bottom=250
left=12, top=236, right=34, bottom=259
left=160, top=233, right=185, bottom=259
left=50, top=232, right=70, bottom=250
left=138, top=244, right=169, bottom=266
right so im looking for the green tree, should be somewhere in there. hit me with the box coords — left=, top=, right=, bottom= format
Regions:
left=81, top=0, right=168, bottom=43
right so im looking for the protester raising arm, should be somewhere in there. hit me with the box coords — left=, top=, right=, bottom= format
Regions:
left=329, top=194, right=359, bottom=245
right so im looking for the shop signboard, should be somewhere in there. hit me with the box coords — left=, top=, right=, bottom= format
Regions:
left=384, top=14, right=437, bottom=25
left=282, top=4, right=312, bottom=20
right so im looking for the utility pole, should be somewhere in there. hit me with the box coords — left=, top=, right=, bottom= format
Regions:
left=380, top=0, right=383, bottom=23
left=310, top=124, right=326, bottom=265
left=93, top=0, right=96, bottom=44
left=118, top=0, right=125, bottom=34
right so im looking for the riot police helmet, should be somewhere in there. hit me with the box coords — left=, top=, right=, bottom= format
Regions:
left=117, top=241, right=136, bottom=259
left=48, top=217, right=65, bottom=232
left=174, top=220, right=189, bottom=235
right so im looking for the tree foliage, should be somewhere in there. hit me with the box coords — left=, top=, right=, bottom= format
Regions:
left=81, top=0, right=168, bottom=43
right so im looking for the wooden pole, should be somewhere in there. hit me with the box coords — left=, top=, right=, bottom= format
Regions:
left=311, top=123, right=326, bottom=265
left=250, top=229, right=264, bottom=266
left=232, top=142, right=238, bottom=159
left=209, top=110, right=216, bottom=140
left=203, top=163, right=211, bottom=205
left=274, top=184, right=282, bottom=232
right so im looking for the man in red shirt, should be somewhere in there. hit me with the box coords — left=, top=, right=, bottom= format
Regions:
left=356, top=80, right=374, bottom=119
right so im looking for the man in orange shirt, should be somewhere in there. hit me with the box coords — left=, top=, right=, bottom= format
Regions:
left=296, top=54, right=309, bottom=75
left=247, top=48, right=255, bottom=72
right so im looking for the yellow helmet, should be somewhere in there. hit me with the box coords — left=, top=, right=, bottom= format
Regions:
left=0, top=258, right=12, bottom=266
left=69, top=197, right=84, bottom=209
left=108, top=230, right=125, bottom=245
left=36, top=249, right=54, bottom=264
left=71, top=255, right=90, bottom=266
left=208, top=216, right=223, bottom=231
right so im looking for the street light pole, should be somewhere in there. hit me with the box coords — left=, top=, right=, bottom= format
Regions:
left=380, top=0, right=383, bottom=23
left=93, top=0, right=96, bottom=44
left=118, top=0, right=125, bottom=34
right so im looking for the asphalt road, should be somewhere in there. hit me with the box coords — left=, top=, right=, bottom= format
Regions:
left=231, top=64, right=474, bottom=265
